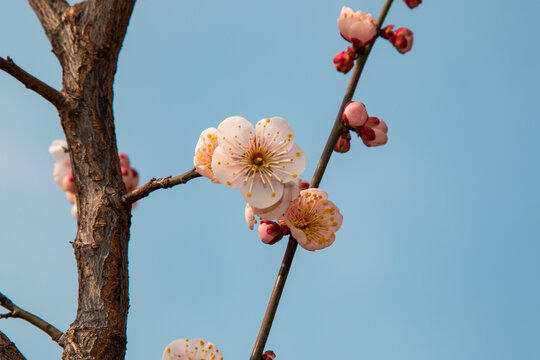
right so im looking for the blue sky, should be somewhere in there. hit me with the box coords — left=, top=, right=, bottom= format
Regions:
left=1, top=0, right=539, bottom=359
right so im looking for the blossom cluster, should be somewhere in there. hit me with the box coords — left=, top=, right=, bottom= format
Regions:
left=194, top=117, right=343, bottom=251
left=162, top=338, right=222, bottom=360
left=49, top=140, right=139, bottom=218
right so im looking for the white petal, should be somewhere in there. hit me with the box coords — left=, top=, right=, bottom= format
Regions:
left=49, top=140, right=69, bottom=162
left=245, top=204, right=255, bottom=230
left=53, top=162, right=71, bottom=188
left=288, top=225, right=311, bottom=251
left=271, top=144, right=306, bottom=183
left=301, top=188, right=328, bottom=201
left=240, top=175, right=284, bottom=208
left=255, top=117, right=294, bottom=151
left=162, top=338, right=222, bottom=360
left=217, top=116, right=254, bottom=147
left=211, top=146, right=245, bottom=188
left=254, top=181, right=300, bottom=220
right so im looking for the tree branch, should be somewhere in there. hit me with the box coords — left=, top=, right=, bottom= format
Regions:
left=249, top=1, right=395, bottom=359
left=0, top=291, right=64, bottom=346
left=28, top=0, right=69, bottom=42
left=122, top=168, right=202, bottom=204
left=0, top=331, right=27, bottom=360
left=0, top=57, right=67, bottom=110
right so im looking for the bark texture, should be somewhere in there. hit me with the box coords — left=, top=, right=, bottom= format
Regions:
left=0, top=332, right=26, bottom=360
left=27, top=1, right=137, bottom=359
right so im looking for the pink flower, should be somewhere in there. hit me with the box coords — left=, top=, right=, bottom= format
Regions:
left=337, top=7, right=377, bottom=48
left=333, top=46, right=356, bottom=73
left=391, top=27, right=414, bottom=54
left=121, top=166, right=139, bottom=192
left=162, top=338, right=222, bottom=360
left=342, top=101, right=368, bottom=130
left=49, top=140, right=71, bottom=189
left=194, top=127, right=220, bottom=183
left=62, top=173, right=75, bottom=193
left=281, top=189, right=343, bottom=251
left=403, top=0, right=422, bottom=9
left=358, top=117, right=388, bottom=147
left=258, top=220, right=288, bottom=245
left=211, top=116, right=306, bottom=208
left=118, top=152, right=130, bottom=167
left=334, top=131, right=351, bottom=153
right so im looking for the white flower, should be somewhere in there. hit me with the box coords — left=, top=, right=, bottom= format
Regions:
left=49, top=140, right=71, bottom=189
left=194, top=127, right=220, bottom=183
left=337, top=6, right=377, bottom=47
left=211, top=116, right=306, bottom=208
left=162, top=338, right=222, bottom=360
left=281, top=188, right=343, bottom=251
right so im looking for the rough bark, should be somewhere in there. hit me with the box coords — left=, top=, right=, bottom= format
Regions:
left=27, top=1, right=137, bottom=359
left=0, top=332, right=26, bottom=360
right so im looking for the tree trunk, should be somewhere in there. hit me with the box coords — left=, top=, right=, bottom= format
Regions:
left=27, top=1, right=137, bottom=358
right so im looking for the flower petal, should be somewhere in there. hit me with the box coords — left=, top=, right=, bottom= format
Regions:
left=211, top=146, right=245, bottom=188
left=289, top=224, right=309, bottom=250
left=245, top=204, right=255, bottom=230
left=217, top=116, right=254, bottom=147
left=255, top=117, right=295, bottom=152
left=240, top=174, right=284, bottom=208
left=253, top=180, right=300, bottom=220
left=49, top=140, right=69, bottom=162
left=162, top=338, right=222, bottom=360
left=271, top=144, right=306, bottom=184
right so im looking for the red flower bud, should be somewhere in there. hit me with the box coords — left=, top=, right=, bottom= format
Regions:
left=334, top=131, right=352, bottom=153
left=343, top=101, right=368, bottom=131
left=258, top=221, right=287, bottom=245
left=380, top=25, right=395, bottom=39
left=390, top=28, right=414, bottom=54
left=333, top=46, right=356, bottom=74
left=262, top=350, right=276, bottom=360
left=403, top=0, right=422, bottom=9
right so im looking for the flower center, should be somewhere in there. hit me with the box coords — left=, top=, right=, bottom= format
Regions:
left=250, top=152, right=267, bottom=171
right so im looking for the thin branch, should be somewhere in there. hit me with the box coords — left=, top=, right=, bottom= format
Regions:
left=0, top=331, right=27, bottom=360
left=0, top=57, right=67, bottom=110
left=0, top=291, right=64, bottom=346
left=249, top=1, right=395, bottom=359
left=122, top=167, right=202, bottom=204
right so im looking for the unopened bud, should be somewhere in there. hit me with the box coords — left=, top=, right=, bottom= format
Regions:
left=403, top=0, right=422, bottom=9
left=334, top=131, right=352, bottom=153
left=391, top=27, right=413, bottom=54
left=343, top=101, right=368, bottom=131
left=118, top=152, right=130, bottom=167
left=122, top=166, right=139, bottom=192
left=258, top=221, right=287, bottom=245
left=262, top=350, right=276, bottom=360
left=358, top=117, right=388, bottom=147
left=380, top=25, right=395, bottom=39
left=62, top=173, right=75, bottom=193
left=333, top=46, right=356, bottom=74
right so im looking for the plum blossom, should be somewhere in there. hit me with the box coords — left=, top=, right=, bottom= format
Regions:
left=403, top=0, right=422, bottom=9
left=281, top=189, right=343, bottom=251
left=49, top=140, right=71, bottom=189
left=162, top=338, right=222, bottom=360
left=211, top=116, right=306, bottom=208
left=333, top=46, right=356, bottom=73
left=337, top=7, right=377, bottom=48
left=194, top=127, right=220, bottom=183
left=334, top=131, right=351, bottom=153
left=381, top=25, right=414, bottom=54
left=342, top=101, right=368, bottom=130
left=258, top=220, right=289, bottom=245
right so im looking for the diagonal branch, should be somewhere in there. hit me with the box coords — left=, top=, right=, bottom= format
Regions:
left=0, top=331, right=27, bottom=360
left=122, top=167, right=202, bottom=204
left=0, top=291, right=64, bottom=346
left=0, top=57, right=67, bottom=110
left=28, top=0, right=70, bottom=43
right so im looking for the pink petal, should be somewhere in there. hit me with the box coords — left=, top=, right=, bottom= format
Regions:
left=240, top=175, right=284, bottom=208
left=217, top=116, right=254, bottom=147
left=253, top=180, right=300, bottom=220
left=211, top=146, right=245, bottom=188
left=245, top=204, right=255, bottom=230
left=271, top=144, right=306, bottom=184
left=255, top=117, right=295, bottom=150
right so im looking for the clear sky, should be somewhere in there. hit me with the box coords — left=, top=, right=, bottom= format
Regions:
left=1, top=1, right=539, bottom=359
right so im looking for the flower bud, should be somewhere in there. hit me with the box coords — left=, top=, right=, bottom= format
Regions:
left=122, top=166, right=139, bottom=192
left=343, top=101, right=368, bottom=131
left=118, top=152, right=130, bottom=167
left=358, top=117, right=388, bottom=147
left=62, top=173, right=75, bottom=193
left=258, top=220, right=287, bottom=245
left=262, top=350, right=276, bottom=360
left=391, top=28, right=414, bottom=54
left=334, top=131, right=352, bottom=153
left=403, top=0, right=422, bottom=9
left=333, top=47, right=355, bottom=74
left=337, top=7, right=377, bottom=48
left=380, top=25, right=395, bottom=39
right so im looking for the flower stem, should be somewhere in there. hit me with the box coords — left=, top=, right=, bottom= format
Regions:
left=249, top=1, right=394, bottom=359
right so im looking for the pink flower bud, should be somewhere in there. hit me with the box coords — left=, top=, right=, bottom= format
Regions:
left=391, top=27, right=414, bottom=54
left=62, top=173, right=75, bottom=193
left=262, top=350, right=276, bottom=360
left=380, top=24, right=395, bottom=40
left=118, top=152, right=130, bottom=167
left=258, top=221, right=287, bottom=245
left=343, top=101, right=368, bottom=131
left=333, top=47, right=355, bottom=74
left=358, top=117, right=388, bottom=147
left=122, top=166, right=139, bottom=192
left=334, top=131, right=352, bottom=153
left=337, top=7, right=377, bottom=48
left=403, top=0, right=422, bottom=9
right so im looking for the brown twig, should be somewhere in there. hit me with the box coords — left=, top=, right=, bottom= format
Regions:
left=0, top=57, right=66, bottom=110
left=249, top=1, right=395, bottom=359
left=0, top=331, right=27, bottom=360
left=0, top=291, right=64, bottom=346
left=122, top=167, right=202, bottom=204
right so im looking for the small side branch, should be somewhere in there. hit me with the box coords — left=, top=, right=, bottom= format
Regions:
left=122, top=167, right=202, bottom=204
left=0, top=331, right=27, bottom=360
left=0, top=57, right=67, bottom=110
left=0, top=291, right=63, bottom=346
